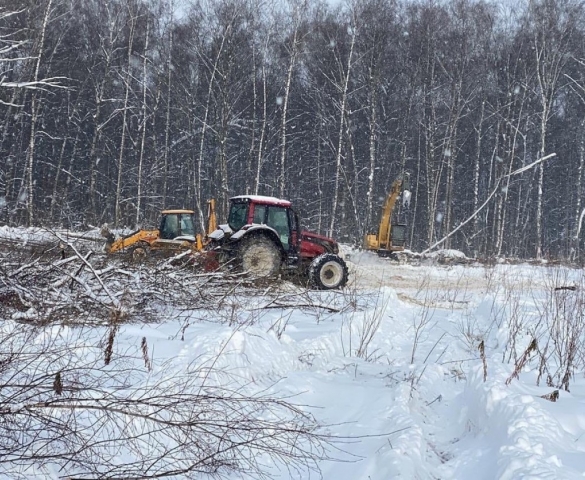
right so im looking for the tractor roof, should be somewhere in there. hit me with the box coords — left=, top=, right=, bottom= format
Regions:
left=161, top=209, right=194, bottom=214
left=230, top=195, right=292, bottom=207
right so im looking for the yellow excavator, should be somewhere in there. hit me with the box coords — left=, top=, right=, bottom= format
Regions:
left=364, top=173, right=411, bottom=257
left=101, top=199, right=217, bottom=260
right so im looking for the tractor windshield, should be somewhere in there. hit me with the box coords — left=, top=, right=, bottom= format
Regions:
left=228, top=202, right=249, bottom=231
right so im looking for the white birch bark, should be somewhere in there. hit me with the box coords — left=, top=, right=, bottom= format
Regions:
left=114, top=12, right=136, bottom=227
left=278, top=25, right=298, bottom=198
left=195, top=25, right=229, bottom=230
left=254, top=63, right=268, bottom=195
left=162, top=17, right=173, bottom=208
left=26, top=0, right=53, bottom=225
left=328, top=27, right=355, bottom=238
left=365, top=67, right=378, bottom=231
left=574, top=119, right=585, bottom=259
left=136, top=21, right=150, bottom=225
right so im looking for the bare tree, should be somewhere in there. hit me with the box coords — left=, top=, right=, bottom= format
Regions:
left=328, top=11, right=356, bottom=238
left=114, top=3, right=138, bottom=227
left=135, top=18, right=151, bottom=225
left=277, top=0, right=307, bottom=198
left=194, top=5, right=231, bottom=227
left=526, top=0, right=579, bottom=258
left=25, top=0, right=53, bottom=226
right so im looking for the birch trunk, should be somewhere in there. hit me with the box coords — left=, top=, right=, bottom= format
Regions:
left=114, top=13, right=136, bottom=227
left=89, top=20, right=116, bottom=223
left=162, top=24, right=173, bottom=209
left=136, top=22, right=150, bottom=225
left=496, top=93, right=525, bottom=257
left=195, top=25, right=229, bottom=230
left=328, top=28, right=355, bottom=238
left=49, top=131, right=69, bottom=221
left=365, top=67, right=378, bottom=231
left=60, top=131, right=80, bottom=222
left=0, top=89, right=20, bottom=223
left=26, top=0, right=53, bottom=226
left=254, top=63, right=268, bottom=195
left=472, top=101, right=484, bottom=256
left=278, top=25, right=298, bottom=198
left=573, top=119, right=585, bottom=260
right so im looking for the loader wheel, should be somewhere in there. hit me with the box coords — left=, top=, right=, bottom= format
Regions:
left=129, top=244, right=149, bottom=262
left=238, top=236, right=281, bottom=278
left=309, top=253, right=348, bottom=290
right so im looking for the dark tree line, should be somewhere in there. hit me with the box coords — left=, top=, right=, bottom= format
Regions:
left=2, top=0, right=585, bottom=260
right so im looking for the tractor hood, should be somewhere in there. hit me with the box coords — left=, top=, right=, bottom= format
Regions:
left=300, top=230, right=339, bottom=258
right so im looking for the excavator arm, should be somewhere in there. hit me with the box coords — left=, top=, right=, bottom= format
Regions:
left=377, top=178, right=403, bottom=250
left=364, top=174, right=410, bottom=255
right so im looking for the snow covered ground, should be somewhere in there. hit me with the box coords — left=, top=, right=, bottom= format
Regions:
left=2, top=227, right=585, bottom=479
left=102, top=251, right=585, bottom=478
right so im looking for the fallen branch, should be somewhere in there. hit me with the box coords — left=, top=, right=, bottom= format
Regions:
left=254, top=303, right=341, bottom=313
left=422, top=153, right=556, bottom=254
left=52, top=232, right=120, bottom=309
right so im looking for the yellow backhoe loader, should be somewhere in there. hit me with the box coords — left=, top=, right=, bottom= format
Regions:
left=364, top=173, right=411, bottom=257
left=101, top=199, right=217, bottom=260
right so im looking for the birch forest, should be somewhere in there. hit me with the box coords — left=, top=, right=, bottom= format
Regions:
left=2, top=0, right=585, bottom=260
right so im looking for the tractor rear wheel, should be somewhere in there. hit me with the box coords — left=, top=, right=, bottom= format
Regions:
left=238, top=236, right=281, bottom=278
left=309, top=253, right=348, bottom=290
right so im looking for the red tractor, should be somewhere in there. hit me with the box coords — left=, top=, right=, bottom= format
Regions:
left=206, top=195, right=348, bottom=290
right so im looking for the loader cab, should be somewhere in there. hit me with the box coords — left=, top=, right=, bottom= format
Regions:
left=159, top=210, right=196, bottom=239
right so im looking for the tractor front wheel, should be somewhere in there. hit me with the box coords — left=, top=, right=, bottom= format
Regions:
left=238, top=236, right=281, bottom=278
left=309, top=253, right=348, bottom=290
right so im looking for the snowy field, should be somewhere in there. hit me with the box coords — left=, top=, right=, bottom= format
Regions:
left=2, top=226, right=585, bottom=479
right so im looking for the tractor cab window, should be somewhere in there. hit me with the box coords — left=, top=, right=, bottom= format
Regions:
left=267, top=206, right=290, bottom=248
left=179, top=214, right=195, bottom=236
left=228, top=202, right=248, bottom=231
left=160, top=214, right=179, bottom=239
left=252, top=205, right=266, bottom=224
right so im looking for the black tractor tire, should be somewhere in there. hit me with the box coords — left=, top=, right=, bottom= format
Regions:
left=309, top=253, right=348, bottom=290
left=238, top=235, right=282, bottom=278
left=128, top=243, right=149, bottom=263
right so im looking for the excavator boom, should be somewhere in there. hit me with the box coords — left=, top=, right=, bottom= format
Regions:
left=364, top=173, right=410, bottom=256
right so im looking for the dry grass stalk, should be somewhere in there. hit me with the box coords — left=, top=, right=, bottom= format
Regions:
left=141, top=337, right=152, bottom=372
left=478, top=340, right=487, bottom=382
left=505, top=338, right=537, bottom=385
left=104, top=308, right=122, bottom=366
left=104, top=328, right=116, bottom=366
left=541, top=390, right=559, bottom=402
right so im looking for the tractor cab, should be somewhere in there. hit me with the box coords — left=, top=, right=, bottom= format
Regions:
left=227, top=196, right=299, bottom=252
left=217, top=195, right=341, bottom=263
